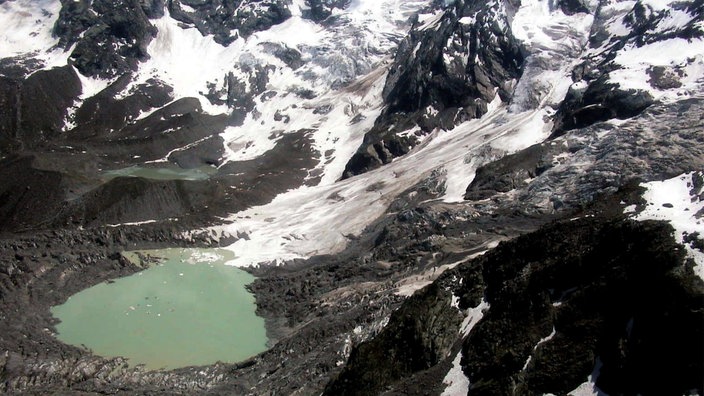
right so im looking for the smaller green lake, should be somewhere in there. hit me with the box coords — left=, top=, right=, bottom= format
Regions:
left=102, top=165, right=218, bottom=181
left=51, top=248, right=268, bottom=370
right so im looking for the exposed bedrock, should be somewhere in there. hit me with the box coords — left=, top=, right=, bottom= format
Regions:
left=168, top=0, right=291, bottom=44
left=0, top=156, right=65, bottom=232
left=325, top=218, right=704, bottom=395
left=342, top=0, right=525, bottom=178
left=551, top=76, right=655, bottom=135
left=0, top=66, right=81, bottom=153
left=54, top=0, right=157, bottom=78
left=555, top=0, right=591, bottom=15
left=305, top=0, right=351, bottom=22
left=323, top=282, right=462, bottom=396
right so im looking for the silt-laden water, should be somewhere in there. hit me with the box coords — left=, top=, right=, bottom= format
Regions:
left=51, top=248, right=268, bottom=370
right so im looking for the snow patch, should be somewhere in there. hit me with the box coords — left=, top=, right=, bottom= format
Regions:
left=395, top=257, right=471, bottom=297
left=417, top=11, right=444, bottom=30
left=631, top=172, right=704, bottom=280
left=106, top=219, right=168, bottom=228
left=441, top=351, right=470, bottom=396
left=491, top=107, right=552, bottom=153
left=460, top=299, right=490, bottom=336
left=609, top=39, right=704, bottom=102
left=442, top=156, right=477, bottom=203
left=623, top=204, right=637, bottom=214
left=74, top=68, right=116, bottom=99
left=522, top=327, right=557, bottom=371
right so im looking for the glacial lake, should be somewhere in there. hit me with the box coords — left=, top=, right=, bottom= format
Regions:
left=102, top=165, right=218, bottom=181
left=50, top=248, right=268, bottom=370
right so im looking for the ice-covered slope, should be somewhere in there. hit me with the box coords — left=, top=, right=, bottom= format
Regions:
left=0, top=0, right=67, bottom=72
left=215, top=104, right=544, bottom=266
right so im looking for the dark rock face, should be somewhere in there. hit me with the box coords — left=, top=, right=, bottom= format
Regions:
left=139, top=0, right=166, bottom=18
left=323, top=283, right=462, bottom=396
left=342, top=0, right=524, bottom=178
left=0, top=156, right=65, bottom=232
left=205, top=64, right=273, bottom=113
left=168, top=0, right=292, bottom=44
left=0, top=66, right=81, bottom=153
left=552, top=76, right=654, bottom=135
left=464, top=144, right=566, bottom=201
left=259, top=42, right=304, bottom=70
left=382, top=1, right=522, bottom=116
left=305, top=0, right=351, bottom=22
left=555, top=0, right=591, bottom=15
left=463, top=219, right=703, bottom=395
left=54, top=0, right=157, bottom=79
left=57, top=177, right=221, bottom=227
left=326, top=218, right=704, bottom=396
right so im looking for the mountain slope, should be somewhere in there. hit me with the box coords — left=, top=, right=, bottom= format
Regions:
left=0, top=0, right=702, bottom=394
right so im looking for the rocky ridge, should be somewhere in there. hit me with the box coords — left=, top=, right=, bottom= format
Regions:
left=326, top=217, right=703, bottom=396
left=343, top=0, right=525, bottom=178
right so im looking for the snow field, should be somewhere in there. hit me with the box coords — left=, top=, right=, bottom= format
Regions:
left=632, top=172, right=704, bottom=280
left=440, top=298, right=490, bottom=395
left=0, top=0, right=65, bottom=67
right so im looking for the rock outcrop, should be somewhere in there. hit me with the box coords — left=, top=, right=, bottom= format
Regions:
left=343, top=0, right=525, bottom=178
left=326, top=218, right=704, bottom=395
left=54, top=0, right=157, bottom=78
left=168, top=0, right=291, bottom=44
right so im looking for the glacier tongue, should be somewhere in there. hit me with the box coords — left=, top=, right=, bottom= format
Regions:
left=213, top=105, right=545, bottom=267
left=206, top=0, right=603, bottom=266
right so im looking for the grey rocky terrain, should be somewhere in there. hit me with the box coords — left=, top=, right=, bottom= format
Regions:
left=0, top=0, right=702, bottom=394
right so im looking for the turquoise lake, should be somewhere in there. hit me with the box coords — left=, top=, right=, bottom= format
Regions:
left=50, top=248, right=268, bottom=370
